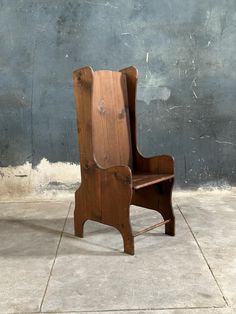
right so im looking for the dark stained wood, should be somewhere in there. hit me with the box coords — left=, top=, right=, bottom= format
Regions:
left=73, top=65, right=175, bottom=255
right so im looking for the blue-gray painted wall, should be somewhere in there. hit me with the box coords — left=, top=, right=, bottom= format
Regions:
left=0, top=0, right=236, bottom=187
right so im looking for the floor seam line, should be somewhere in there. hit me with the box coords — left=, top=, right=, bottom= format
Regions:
left=177, top=204, right=229, bottom=307
left=37, top=305, right=229, bottom=313
left=2, top=305, right=231, bottom=314
left=39, top=201, right=73, bottom=313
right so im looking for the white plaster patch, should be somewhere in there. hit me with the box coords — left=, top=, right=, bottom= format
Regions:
left=204, top=7, right=226, bottom=36
left=0, top=158, right=81, bottom=201
left=156, top=86, right=171, bottom=101
left=138, top=74, right=171, bottom=103
left=197, top=179, right=232, bottom=191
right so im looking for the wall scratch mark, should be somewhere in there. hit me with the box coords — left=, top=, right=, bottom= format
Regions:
left=83, top=1, right=118, bottom=9
left=169, top=105, right=183, bottom=110
left=192, top=88, right=198, bottom=99
left=184, top=155, right=187, bottom=179
left=120, top=32, right=131, bottom=36
left=216, top=140, right=236, bottom=146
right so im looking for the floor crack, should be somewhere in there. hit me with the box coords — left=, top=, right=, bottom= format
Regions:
left=39, top=201, right=72, bottom=312
left=177, top=204, right=229, bottom=307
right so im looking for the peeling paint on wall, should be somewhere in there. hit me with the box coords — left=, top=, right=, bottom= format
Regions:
left=0, top=159, right=81, bottom=200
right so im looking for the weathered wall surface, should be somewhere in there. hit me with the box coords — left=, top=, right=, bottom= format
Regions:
left=0, top=0, right=236, bottom=195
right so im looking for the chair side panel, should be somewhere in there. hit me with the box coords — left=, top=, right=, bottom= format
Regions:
left=73, top=68, right=94, bottom=169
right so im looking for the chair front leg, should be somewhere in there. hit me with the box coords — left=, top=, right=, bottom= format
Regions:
left=118, top=220, right=134, bottom=255
left=157, top=179, right=175, bottom=236
left=100, top=167, right=134, bottom=255
left=74, top=187, right=88, bottom=238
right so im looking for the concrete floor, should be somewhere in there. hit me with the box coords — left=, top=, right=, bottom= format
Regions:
left=0, top=190, right=235, bottom=314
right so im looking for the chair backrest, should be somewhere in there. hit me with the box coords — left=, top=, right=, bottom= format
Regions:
left=92, top=70, right=132, bottom=168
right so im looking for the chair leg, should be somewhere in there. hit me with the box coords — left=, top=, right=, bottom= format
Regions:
left=74, top=190, right=87, bottom=238
left=158, top=179, right=175, bottom=236
left=120, top=222, right=134, bottom=255
left=165, top=213, right=175, bottom=236
left=74, top=210, right=86, bottom=238
left=74, top=189, right=135, bottom=254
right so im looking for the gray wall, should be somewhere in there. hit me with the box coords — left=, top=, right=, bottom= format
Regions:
left=0, top=0, right=236, bottom=187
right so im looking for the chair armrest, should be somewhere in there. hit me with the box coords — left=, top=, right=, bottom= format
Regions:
left=135, top=152, right=175, bottom=175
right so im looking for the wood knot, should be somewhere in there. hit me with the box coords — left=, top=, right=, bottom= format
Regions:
left=83, top=160, right=94, bottom=170
left=77, top=72, right=91, bottom=90
left=114, top=172, right=131, bottom=185
left=98, top=99, right=106, bottom=114
left=77, top=72, right=82, bottom=81
left=118, top=108, right=126, bottom=119
left=103, top=155, right=109, bottom=161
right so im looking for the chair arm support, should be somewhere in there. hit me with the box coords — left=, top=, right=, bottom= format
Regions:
left=135, top=152, right=175, bottom=175
left=96, top=164, right=132, bottom=187
left=78, top=162, right=132, bottom=201
left=94, top=165, right=133, bottom=219
left=76, top=163, right=133, bottom=230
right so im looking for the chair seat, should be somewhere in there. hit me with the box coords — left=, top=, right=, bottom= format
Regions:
left=132, top=173, right=174, bottom=190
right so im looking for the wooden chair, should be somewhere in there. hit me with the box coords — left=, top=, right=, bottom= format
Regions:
left=73, top=66, right=175, bottom=255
